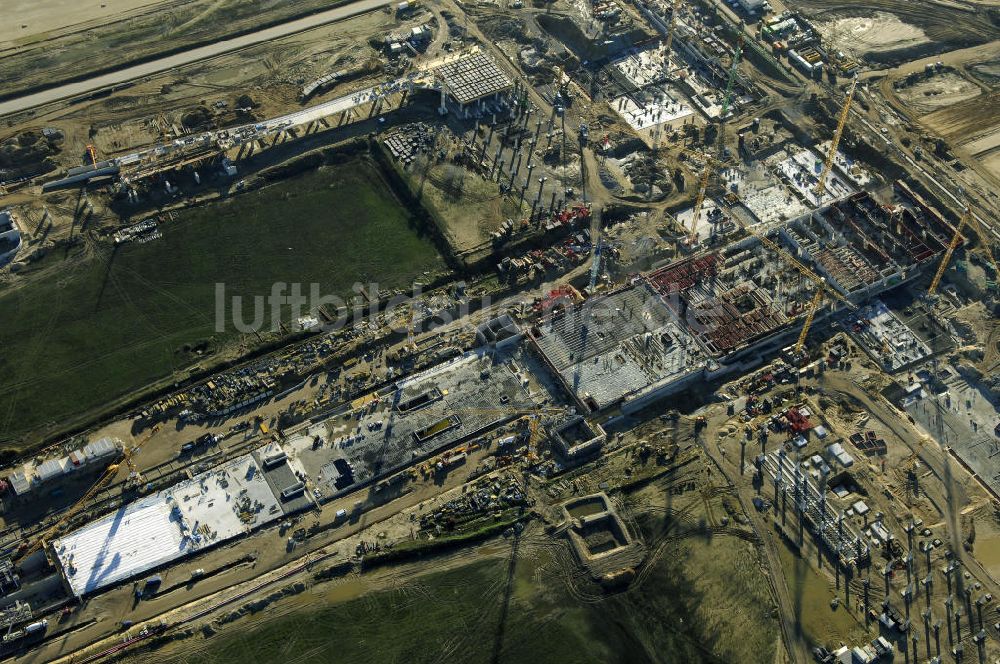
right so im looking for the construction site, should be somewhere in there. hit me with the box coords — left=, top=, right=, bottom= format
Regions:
left=0, top=0, right=999, bottom=662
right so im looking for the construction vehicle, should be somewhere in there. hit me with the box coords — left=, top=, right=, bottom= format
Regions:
left=14, top=429, right=156, bottom=564
left=553, top=64, right=570, bottom=102
left=927, top=204, right=998, bottom=296
left=814, top=76, right=858, bottom=197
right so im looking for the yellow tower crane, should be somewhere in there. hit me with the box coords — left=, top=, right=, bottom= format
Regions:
left=15, top=429, right=157, bottom=563
left=794, top=287, right=825, bottom=355
left=814, top=76, right=859, bottom=198
left=689, top=159, right=713, bottom=243
left=731, top=215, right=855, bottom=310
left=723, top=196, right=858, bottom=355
left=454, top=405, right=571, bottom=452
left=927, top=205, right=979, bottom=295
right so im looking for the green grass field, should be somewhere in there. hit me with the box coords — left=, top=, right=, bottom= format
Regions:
left=140, top=530, right=770, bottom=664
left=0, top=160, right=444, bottom=444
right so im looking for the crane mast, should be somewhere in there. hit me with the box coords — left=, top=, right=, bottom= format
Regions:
left=589, top=208, right=603, bottom=293
left=15, top=430, right=156, bottom=564
left=724, top=196, right=856, bottom=310
left=719, top=34, right=744, bottom=121
left=814, top=77, right=858, bottom=197
left=927, top=205, right=972, bottom=295
left=689, top=162, right=712, bottom=242
left=715, top=33, right=744, bottom=164
left=665, top=0, right=680, bottom=54
left=794, top=288, right=825, bottom=354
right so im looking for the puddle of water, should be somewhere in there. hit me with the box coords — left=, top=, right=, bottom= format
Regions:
left=566, top=497, right=607, bottom=519
left=974, top=535, right=1000, bottom=581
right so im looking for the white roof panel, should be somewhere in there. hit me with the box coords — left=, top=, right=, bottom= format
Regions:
left=54, top=495, right=184, bottom=596
left=36, top=458, right=68, bottom=481
left=53, top=452, right=284, bottom=597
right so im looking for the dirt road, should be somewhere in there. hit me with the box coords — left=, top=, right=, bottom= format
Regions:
left=0, top=0, right=392, bottom=118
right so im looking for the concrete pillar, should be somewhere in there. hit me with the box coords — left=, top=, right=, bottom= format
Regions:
left=863, top=578, right=870, bottom=623
left=484, top=125, right=494, bottom=160
left=923, top=611, right=932, bottom=659
left=946, top=595, right=954, bottom=645
left=780, top=480, right=787, bottom=526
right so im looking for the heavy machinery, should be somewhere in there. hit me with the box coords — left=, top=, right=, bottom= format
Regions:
left=14, top=430, right=156, bottom=564
left=814, top=76, right=859, bottom=197
left=927, top=205, right=998, bottom=296
left=418, top=404, right=571, bottom=475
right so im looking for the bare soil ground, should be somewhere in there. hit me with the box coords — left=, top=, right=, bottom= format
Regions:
left=0, top=6, right=407, bottom=245
left=969, top=57, right=1000, bottom=86
left=0, top=0, right=350, bottom=98
left=409, top=158, right=528, bottom=254
left=895, top=70, right=983, bottom=113
left=874, top=38, right=1000, bottom=187
left=921, top=89, right=1000, bottom=142
left=1, top=0, right=169, bottom=44
left=797, top=1, right=999, bottom=65
left=815, top=12, right=931, bottom=62
left=921, top=89, right=1000, bottom=180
